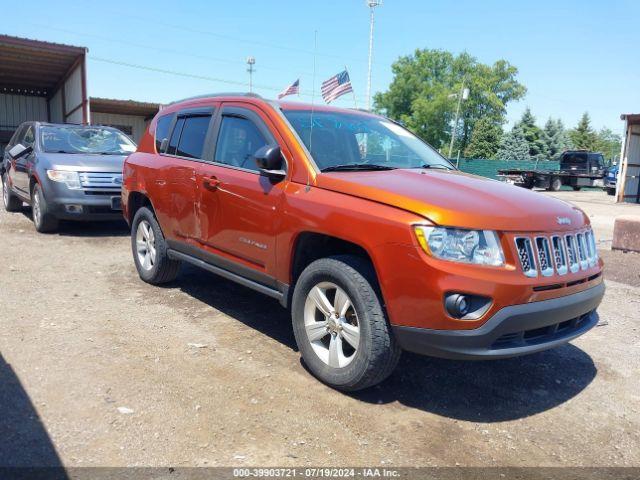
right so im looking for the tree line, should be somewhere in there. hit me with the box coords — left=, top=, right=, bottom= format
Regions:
left=374, top=49, right=622, bottom=161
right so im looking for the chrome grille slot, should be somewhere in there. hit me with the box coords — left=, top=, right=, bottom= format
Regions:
left=535, top=237, right=553, bottom=277
left=79, top=172, right=123, bottom=190
left=551, top=235, right=568, bottom=275
left=576, top=233, right=589, bottom=270
left=585, top=230, right=598, bottom=267
left=565, top=234, right=580, bottom=273
left=515, top=237, right=537, bottom=277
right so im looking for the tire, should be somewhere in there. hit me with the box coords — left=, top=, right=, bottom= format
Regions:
left=31, top=183, right=58, bottom=233
left=131, top=206, right=181, bottom=284
left=606, top=188, right=616, bottom=196
left=291, top=255, right=401, bottom=391
left=572, top=186, right=582, bottom=191
left=548, top=177, right=562, bottom=192
left=2, top=172, right=23, bottom=212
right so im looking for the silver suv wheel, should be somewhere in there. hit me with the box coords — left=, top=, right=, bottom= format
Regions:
left=2, top=176, right=8, bottom=207
left=136, top=220, right=157, bottom=271
left=304, top=281, right=360, bottom=368
left=32, top=191, right=42, bottom=226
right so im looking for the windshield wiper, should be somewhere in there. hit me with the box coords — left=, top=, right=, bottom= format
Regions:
left=321, top=163, right=396, bottom=172
left=412, top=164, right=455, bottom=171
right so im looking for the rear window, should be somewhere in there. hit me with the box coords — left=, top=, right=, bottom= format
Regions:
left=176, top=116, right=211, bottom=159
left=155, top=114, right=174, bottom=152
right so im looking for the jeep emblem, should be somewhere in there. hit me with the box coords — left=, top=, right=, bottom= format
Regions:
left=556, top=216, right=572, bottom=225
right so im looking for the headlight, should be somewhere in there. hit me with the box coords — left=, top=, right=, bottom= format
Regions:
left=47, top=170, right=81, bottom=189
left=414, top=226, right=505, bottom=266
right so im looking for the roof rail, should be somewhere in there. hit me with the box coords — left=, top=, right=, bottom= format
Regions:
left=168, top=92, right=263, bottom=105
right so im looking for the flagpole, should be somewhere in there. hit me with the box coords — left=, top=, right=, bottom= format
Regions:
left=345, top=65, right=358, bottom=109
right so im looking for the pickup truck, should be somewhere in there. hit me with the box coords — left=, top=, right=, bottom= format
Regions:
left=121, top=94, right=604, bottom=391
left=498, top=151, right=606, bottom=191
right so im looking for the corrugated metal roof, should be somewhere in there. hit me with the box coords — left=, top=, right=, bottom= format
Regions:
left=0, top=34, right=86, bottom=95
left=90, top=97, right=162, bottom=117
left=621, top=113, right=640, bottom=125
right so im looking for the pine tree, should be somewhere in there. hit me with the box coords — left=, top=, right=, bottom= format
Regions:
left=542, top=117, right=569, bottom=159
left=569, top=112, right=598, bottom=150
left=496, top=124, right=531, bottom=161
left=517, top=108, right=547, bottom=160
left=464, top=118, right=502, bottom=159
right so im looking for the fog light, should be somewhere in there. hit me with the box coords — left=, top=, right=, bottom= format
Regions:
left=65, top=204, right=83, bottom=214
left=445, top=294, right=470, bottom=318
left=444, top=292, right=492, bottom=320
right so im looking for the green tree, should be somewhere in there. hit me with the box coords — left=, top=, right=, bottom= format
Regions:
left=542, top=118, right=570, bottom=159
left=496, top=125, right=530, bottom=161
left=517, top=108, right=547, bottom=160
left=568, top=112, right=598, bottom=150
left=594, top=127, right=622, bottom=160
left=374, top=49, right=526, bottom=152
left=464, top=118, right=502, bottom=159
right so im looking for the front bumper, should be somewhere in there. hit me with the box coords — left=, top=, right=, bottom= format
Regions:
left=392, top=282, right=604, bottom=360
left=47, top=189, right=123, bottom=221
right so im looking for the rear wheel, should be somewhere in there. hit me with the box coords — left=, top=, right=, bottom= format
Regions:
left=291, top=255, right=401, bottom=391
left=131, top=206, right=181, bottom=284
left=548, top=177, right=562, bottom=191
left=572, top=186, right=582, bottom=191
left=31, top=183, right=58, bottom=233
left=2, top=172, right=22, bottom=212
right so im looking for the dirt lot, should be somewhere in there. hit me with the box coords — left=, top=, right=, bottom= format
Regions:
left=1, top=189, right=639, bottom=468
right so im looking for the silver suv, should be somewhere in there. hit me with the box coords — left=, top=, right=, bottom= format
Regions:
left=1, top=122, right=136, bottom=232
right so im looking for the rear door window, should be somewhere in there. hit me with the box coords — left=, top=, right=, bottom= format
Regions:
left=22, top=126, right=35, bottom=148
left=176, top=115, right=211, bottom=159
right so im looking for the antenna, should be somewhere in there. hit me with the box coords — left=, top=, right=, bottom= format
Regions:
left=307, top=30, right=318, bottom=189
left=366, top=0, right=382, bottom=111
left=246, top=56, right=256, bottom=93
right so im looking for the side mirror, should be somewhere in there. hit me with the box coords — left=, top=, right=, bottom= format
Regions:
left=254, top=144, right=286, bottom=181
left=8, top=143, right=33, bottom=160
left=159, top=138, right=169, bottom=153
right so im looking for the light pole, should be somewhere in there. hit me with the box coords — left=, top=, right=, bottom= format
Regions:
left=246, top=56, right=256, bottom=93
left=448, top=83, right=469, bottom=158
left=366, top=0, right=382, bottom=111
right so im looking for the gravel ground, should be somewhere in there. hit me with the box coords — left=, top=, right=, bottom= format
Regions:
left=0, top=190, right=639, bottom=468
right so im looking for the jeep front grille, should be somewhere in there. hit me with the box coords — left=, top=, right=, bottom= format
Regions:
left=514, top=230, right=597, bottom=278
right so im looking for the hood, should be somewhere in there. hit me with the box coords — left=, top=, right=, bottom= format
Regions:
left=315, top=169, right=588, bottom=232
left=39, top=152, right=126, bottom=172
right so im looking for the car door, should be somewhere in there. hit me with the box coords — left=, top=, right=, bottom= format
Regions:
left=14, top=124, right=36, bottom=194
left=154, top=109, right=215, bottom=245
left=195, top=103, right=287, bottom=283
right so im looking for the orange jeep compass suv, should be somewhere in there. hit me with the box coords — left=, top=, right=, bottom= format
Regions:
left=122, top=93, right=604, bottom=391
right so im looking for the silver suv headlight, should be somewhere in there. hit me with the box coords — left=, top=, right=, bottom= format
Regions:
left=47, top=170, right=81, bottom=189
left=414, top=226, right=505, bottom=266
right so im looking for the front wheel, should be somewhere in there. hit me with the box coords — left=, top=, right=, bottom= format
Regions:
left=606, top=187, right=616, bottom=196
left=31, top=183, right=58, bottom=233
left=291, top=255, right=401, bottom=391
left=572, top=186, right=582, bottom=191
left=131, top=206, right=181, bottom=284
left=2, top=172, right=23, bottom=212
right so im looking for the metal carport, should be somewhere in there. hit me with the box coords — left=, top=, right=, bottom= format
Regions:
left=618, top=114, right=640, bottom=204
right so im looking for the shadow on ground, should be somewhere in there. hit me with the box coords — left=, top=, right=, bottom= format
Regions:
left=19, top=209, right=128, bottom=237
left=172, top=265, right=598, bottom=423
left=0, top=353, right=66, bottom=472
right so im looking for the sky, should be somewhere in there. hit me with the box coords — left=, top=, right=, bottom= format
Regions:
left=3, top=0, right=638, bottom=133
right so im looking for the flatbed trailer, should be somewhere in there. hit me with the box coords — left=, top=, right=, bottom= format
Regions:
left=497, top=151, right=607, bottom=191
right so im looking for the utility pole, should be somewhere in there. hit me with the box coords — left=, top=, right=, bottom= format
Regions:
left=246, top=56, right=256, bottom=93
left=448, top=83, right=469, bottom=158
left=366, top=0, right=382, bottom=111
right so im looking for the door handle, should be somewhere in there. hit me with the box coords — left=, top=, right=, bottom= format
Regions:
left=203, top=176, right=221, bottom=191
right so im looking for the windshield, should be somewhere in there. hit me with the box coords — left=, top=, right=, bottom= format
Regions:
left=282, top=109, right=453, bottom=171
left=41, top=125, right=137, bottom=155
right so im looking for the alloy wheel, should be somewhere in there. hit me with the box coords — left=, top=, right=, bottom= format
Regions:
left=2, top=177, right=8, bottom=208
left=136, top=220, right=157, bottom=271
left=32, top=191, right=41, bottom=226
left=303, top=281, right=360, bottom=368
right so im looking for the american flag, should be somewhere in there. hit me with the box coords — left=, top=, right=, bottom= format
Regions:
left=277, top=79, right=300, bottom=99
left=321, top=70, right=353, bottom=104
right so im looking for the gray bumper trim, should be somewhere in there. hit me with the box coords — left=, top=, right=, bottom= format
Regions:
left=392, top=282, right=605, bottom=360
